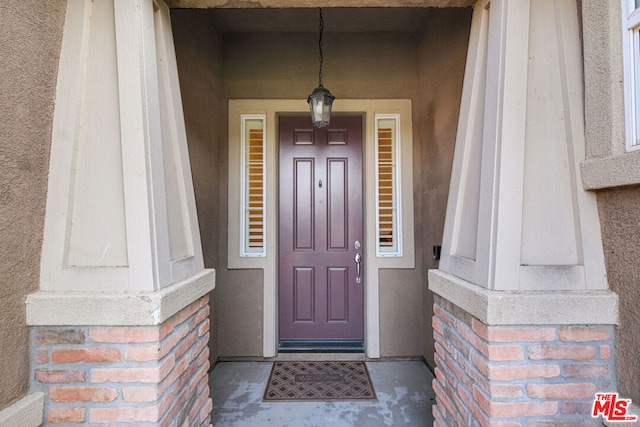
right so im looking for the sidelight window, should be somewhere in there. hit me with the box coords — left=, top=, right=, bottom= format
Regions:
left=241, top=115, right=266, bottom=256
left=375, top=115, right=402, bottom=256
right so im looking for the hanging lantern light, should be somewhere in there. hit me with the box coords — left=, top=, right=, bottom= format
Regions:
left=308, top=8, right=335, bottom=128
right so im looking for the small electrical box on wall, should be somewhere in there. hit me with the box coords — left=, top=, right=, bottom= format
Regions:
left=433, top=245, right=442, bottom=260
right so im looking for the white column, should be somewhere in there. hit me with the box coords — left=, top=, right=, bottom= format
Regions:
left=27, top=0, right=214, bottom=326
left=430, top=0, right=617, bottom=324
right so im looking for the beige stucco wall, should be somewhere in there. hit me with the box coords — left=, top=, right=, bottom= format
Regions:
left=582, top=0, right=640, bottom=406
left=223, top=32, right=418, bottom=100
left=597, top=187, right=640, bottom=405
left=172, top=10, right=226, bottom=363
left=172, top=8, right=471, bottom=360
left=416, top=8, right=471, bottom=367
left=0, top=0, right=66, bottom=410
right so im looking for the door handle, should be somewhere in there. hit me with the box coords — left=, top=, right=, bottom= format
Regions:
left=355, top=253, right=362, bottom=284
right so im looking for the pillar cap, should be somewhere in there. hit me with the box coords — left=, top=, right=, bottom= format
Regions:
left=26, top=270, right=215, bottom=326
left=429, top=269, right=618, bottom=326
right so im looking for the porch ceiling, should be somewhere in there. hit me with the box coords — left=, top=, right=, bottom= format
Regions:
left=199, top=8, right=446, bottom=33
left=166, top=0, right=475, bottom=8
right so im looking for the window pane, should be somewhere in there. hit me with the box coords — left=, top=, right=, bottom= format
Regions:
left=376, top=117, right=400, bottom=255
left=242, top=117, right=266, bottom=255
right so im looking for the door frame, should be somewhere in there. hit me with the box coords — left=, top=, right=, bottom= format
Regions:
left=228, top=99, right=415, bottom=358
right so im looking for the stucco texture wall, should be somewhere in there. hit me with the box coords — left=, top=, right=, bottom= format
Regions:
left=0, top=0, right=66, bottom=410
left=582, top=0, right=640, bottom=405
left=172, top=9, right=227, bottom=363
left=416, top=8, right=471, bottom=367
left=597, top=187, right=640, bottom=404
left=172, top=8, right=471, bottom=360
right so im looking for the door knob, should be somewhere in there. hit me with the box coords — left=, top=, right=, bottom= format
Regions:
left=355, top=253, right=362, bottom=284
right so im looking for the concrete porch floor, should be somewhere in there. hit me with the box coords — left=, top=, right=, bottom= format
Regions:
left=209, top=360, right=436, bottom=426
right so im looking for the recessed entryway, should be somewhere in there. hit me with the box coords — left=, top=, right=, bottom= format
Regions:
left=172, top=6, right=471, bottom=364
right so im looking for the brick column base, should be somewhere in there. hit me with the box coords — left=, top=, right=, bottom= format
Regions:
left=31, top=295, right=212, bottom=426
left=432, top=294, right=615, bottom=426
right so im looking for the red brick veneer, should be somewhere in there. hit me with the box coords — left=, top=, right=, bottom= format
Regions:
left=432, top=294, right=615, bottom=426
left=31, top=295, right=212, bottom=425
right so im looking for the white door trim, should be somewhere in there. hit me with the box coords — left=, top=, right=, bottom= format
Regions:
left=228, top=99, right=414, bottom=358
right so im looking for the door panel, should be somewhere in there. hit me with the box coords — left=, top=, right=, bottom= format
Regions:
left=294, top=159, right=314, bottom=250
left=279, top=116, right=363, bottom=340
left=294, top=268, right=314, bottom=322
left=327, top=267, right=348, bottom=321
left=328, top=159, right=347, bottom=250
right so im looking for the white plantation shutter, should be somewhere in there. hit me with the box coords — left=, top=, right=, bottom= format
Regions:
left=376, top=116, right=402, bottom=256
left=242, top=116, right=266, bottom=256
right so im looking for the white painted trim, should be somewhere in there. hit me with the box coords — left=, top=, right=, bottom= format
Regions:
left=0, top=393, right=44, bottom=427
left=442, top=0, right=607, bottom=293
left=428, top=269, right=618, bottom=326
left=153, top=0, right=206, bottom=282
left=40, top=0, right=91, bottom=291
left=114, top=0, right=163, bottom=288
left=26, top=269, right=215, bottom=326
left=228, top=99, right=414, bottom=359
left=42, top=0, right=204, bottom=293
left=490, top=0, right=530, bottom=291
left=440, top=0, right=492, bottom=287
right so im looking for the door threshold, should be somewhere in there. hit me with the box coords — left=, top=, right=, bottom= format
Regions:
left=279, top=340, right=364, bottom=354
left=275, top=352, right=366, bottom=361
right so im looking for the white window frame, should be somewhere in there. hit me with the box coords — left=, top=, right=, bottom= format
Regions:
left=240, top=115, right=267, bottom=257
left=375, top=114, right=403, bottom=257
left=622, top=0, right=640, bottom=151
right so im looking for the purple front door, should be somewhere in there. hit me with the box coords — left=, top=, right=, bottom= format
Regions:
left=279, top=116, right=364, bottom=341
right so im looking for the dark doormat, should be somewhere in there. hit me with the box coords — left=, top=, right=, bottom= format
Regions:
left=263, top=361, right=377, bottom=401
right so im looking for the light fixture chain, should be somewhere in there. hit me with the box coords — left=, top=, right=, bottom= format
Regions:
left=318, top=8, right=324, bottom=86
left=307, top=7, right=334, bottom=128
